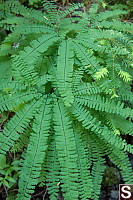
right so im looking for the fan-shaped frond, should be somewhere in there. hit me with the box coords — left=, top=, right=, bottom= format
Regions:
left=0, top=1, right=132, bottom=199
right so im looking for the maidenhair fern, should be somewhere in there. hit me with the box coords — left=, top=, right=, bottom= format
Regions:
left=0, top=0, right=133, bottom=199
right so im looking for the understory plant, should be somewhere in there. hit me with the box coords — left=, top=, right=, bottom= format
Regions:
left=0, top=154, right=19, bottom=189
left=0, top=0, right=133, bottom=199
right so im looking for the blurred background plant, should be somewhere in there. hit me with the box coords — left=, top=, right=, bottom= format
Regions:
left=0, top=154, right=19, bottom=199
left=9, top=0, right=133, bottom=19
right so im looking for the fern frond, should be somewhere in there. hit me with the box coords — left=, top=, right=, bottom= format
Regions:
left=0, top=58, right=12, bottom=82
left=17, top=97, right=51, bottom=200
left=13, top=24, right=55, bottom=35
left=11, top=125, right=31, bottom=153
left=75, top=94, right=133, bottom=118
left=71, top=101, right=133, bottom=155
left=11, top=55, right=38, bottom=84
left=73, top=126, right=93, bottom=200
left=0, top=97, right=42, bottom=154
left=84, top=135, right=106, bottom=200
left=0, top=1, right=133, bottom=199
left=56, top=39, right=74, bottom=107
left=0, top=90, right=38, bottom=112
left=74, top=82, right=102, bottom=96
left=91, top=158, right=106, bottom=200
left=109, top=114, right=133, bottom=136
left=0, top=0, right=46, bottom=24
left=99, top=19, right=133, bottom=33
left=73, top=41, right=99, bottom=73
left=53, top=96, right=79, bottom=199
left=44, top=135, right=60, bottom=200
left=19, top=34, right=58, bottom=64
left=108, top=148, right=133, bottom=183
left=96, top=9, right=128, bottom=22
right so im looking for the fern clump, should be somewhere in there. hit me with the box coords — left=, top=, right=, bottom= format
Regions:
left=0, top=0, right=133, bottom=199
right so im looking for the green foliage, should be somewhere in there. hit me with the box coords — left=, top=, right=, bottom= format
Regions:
left=0, top=154, right=19, bottom=188
left=0, top=0, right=133, bottom=199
